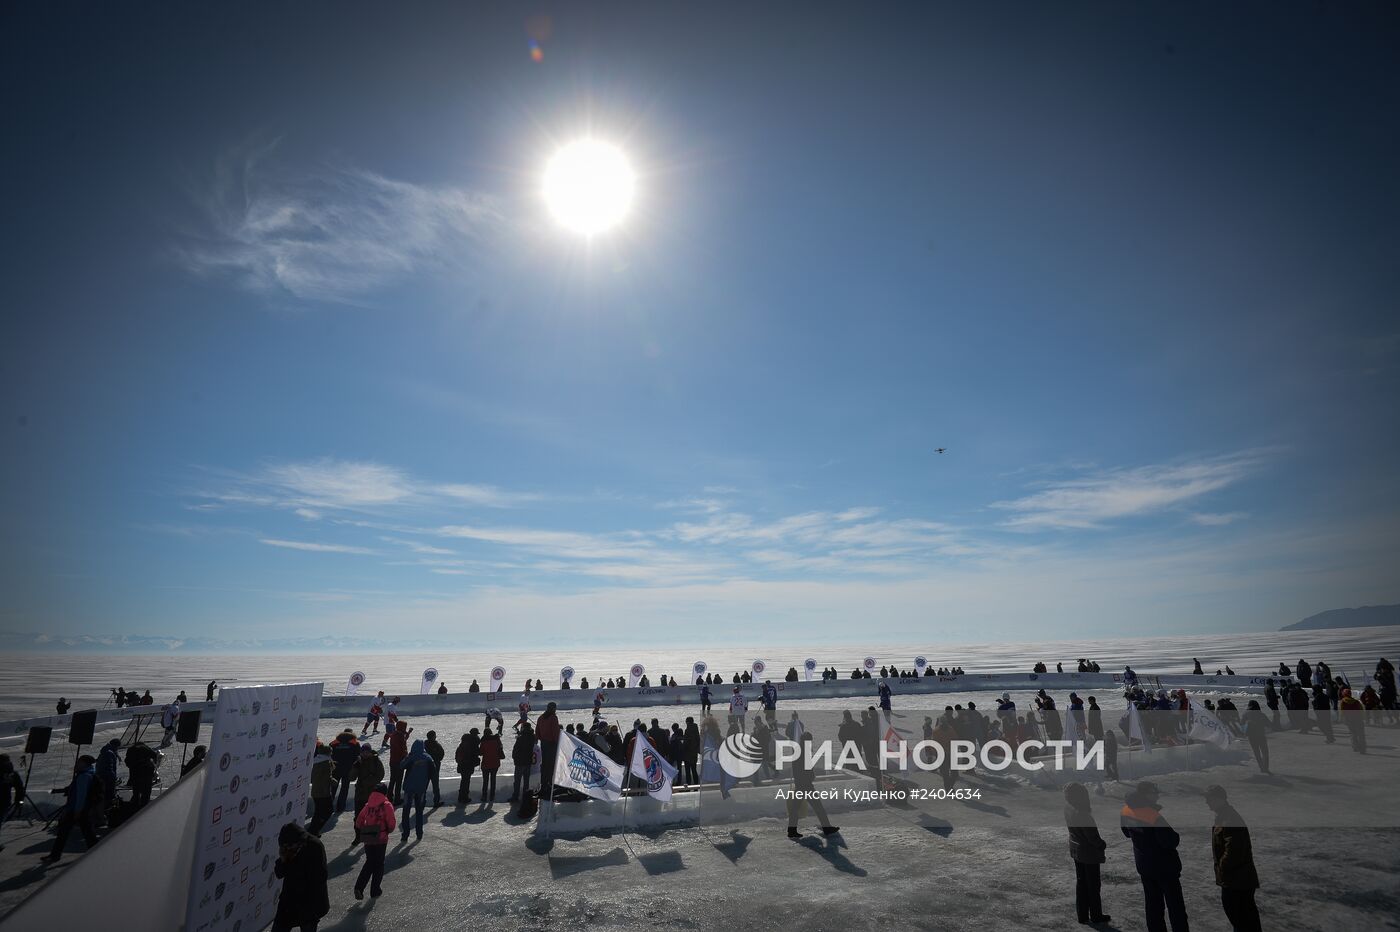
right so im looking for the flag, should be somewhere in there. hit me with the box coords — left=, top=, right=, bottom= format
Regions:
left=803, top=658, right=817, bottom=682
left=1127, top=702, right=1152, bottom=753
left=628, top=663, right=645, bottom=688
left=1064, top=707, right=1083, bottom=744
left=700, top=737, right=722, bottom=784
left=878, top=710, right=909, bottom=772
left=914, top=656, right=927, bottom=675
left=554, top=732, right=626, bottom=802
left=751, top=659, right=767, bottom=679
left=559, top=666, right=575, bottom=689
left=489, top=665, right=506, bottom=694
left=345, top=671, right=365, bottom=696
left=1188, top=706, right=1233, bottom=747
left=863, top=656, right=877, bottom=676
left=628, top=728, right=678, bottom=801
left=419, top=667, right=439, bottom=695
left=692, top=661, right=707, bottom=682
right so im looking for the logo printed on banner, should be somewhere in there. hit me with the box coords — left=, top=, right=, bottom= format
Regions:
left=567, top=743, right=612, bottom=788
left=693, top=661, right=707, bottom=678
left=641, top=747, right=666, bottom=791
left=751, top=659, right=766, bottom=677
left=863, top=656, right=877, bottom=672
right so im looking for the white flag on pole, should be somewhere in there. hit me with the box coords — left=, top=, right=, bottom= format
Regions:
left=863, top=656, right=877, bottom=675
left=419, top=667, right=439, bottom=695
left=692, top=661, right=707, bottom=683
left=1064, top=706, right=1083, bottom=744
left=554, top=732, right=626, bottom=802
left=489, top=665, right=507, bottom=694
left=914, top=656, right=928, bottom=675
left=345, top=671, right=365, bottom=696
left=1188, top=705, right=1234, bottom=747
left=629, top=728, right=678, bottom=801
left=1127, top=702, right=1152, bottom=753
left=628, top=663, right=645, bottom=688
left=560, top=666, right=575, bottom=689
left=751, top=659, right=767, bottom=679
left=803, top=658, right=817, bottom=682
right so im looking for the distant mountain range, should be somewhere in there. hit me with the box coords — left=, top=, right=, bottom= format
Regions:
left=0, top=631, right=459, bottom=653
left=1281, top=605, right=1400, bottom=632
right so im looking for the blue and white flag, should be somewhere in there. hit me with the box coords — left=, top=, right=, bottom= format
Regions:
left=629, top=728, right=678, bottom=801
left=803, top=658, right=817, bottom=682
left=554, top=732, right=626, bottom=802
left=1188, top=705, right=1233, bottom=748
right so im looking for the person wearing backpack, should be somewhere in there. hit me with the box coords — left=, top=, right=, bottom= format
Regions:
left=353, top=783, right=396, bottom=900
left=398, top=740, right=434, bottom=842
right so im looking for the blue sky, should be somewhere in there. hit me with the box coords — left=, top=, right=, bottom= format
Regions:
left=3, top=2, right=1398, bottom=647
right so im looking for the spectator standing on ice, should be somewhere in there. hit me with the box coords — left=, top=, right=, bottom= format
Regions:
left=1339, top=688, right=1366, bottom=754
left=1087, top=696, right=1104, bottom=742
left=1120, top=781, right=1189, bottom=932
left=271, top=822, right=329, bottom=932
left=387, top=720, right=412, bottom=803
left=307, top=744, right=334, bottom=835
left=787, top=731, right=839, bottom=839
left=329, top=729, right=360, bottom=813
left=1311, top=687, right=1336, bottom=744
left=423, top=730, right=445, bottom=806
left=350, top=746, right=384, bottom=824
left=1064, top=782, right=1111, bottom=926
left=878, top=679, right=892, bottom=712
left=478, top=725, right=503, bottom=804
left=206, top=680, right=217, bottom=701
left=125, top=741, right=159, bottom=810
left=454, top=729, right=480, bottom=805
left=1205, top=785, right=1261, bottom=932
left=96, top=738, right=121, bottom=803
left=535, top=702, right=561, bottom=791
left=683, top=716, right=701, bottom=785
left=509, top=720, right=535, bottom=805
left=1243, top=701, right=1270, bottom=774
left=353, top=783, right=395, bottom=900
left=398, top=739, right=433, bottom=841
left=159, top=699, right=180, bottom=749
left=41, top=755, right=102, bottom=863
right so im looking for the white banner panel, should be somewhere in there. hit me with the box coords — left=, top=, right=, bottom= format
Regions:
left=185, top=682, right=323, bottom=932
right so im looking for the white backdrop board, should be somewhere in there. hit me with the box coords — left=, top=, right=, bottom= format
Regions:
left=184, top=682, right=323, bottom=932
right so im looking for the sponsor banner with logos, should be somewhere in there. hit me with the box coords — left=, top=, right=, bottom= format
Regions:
left=345, top=671, right=365, bottom=696
left=185, top=682, right=323, bottom=932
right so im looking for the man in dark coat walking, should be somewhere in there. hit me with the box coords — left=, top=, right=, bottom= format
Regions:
left=1120, top=781, right=1189, bottom=932
left=272, top=822, right=329, bottom=931
left=1205, top=785, right=1261, bottom=932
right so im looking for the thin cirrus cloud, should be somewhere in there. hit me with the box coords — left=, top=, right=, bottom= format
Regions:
left=259, top=538, right=378, bottom=555
left=178, top=145, right=504, bottom=302
left=991, top=454, right=1262, bottom=530
left=200, top=458, right=543, bottom=516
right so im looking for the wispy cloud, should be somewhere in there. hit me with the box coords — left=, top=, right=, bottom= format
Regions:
left=179, top=143, right=503, bottom=302
left=1191, top=511, right=1249, bottom=527
left=259, top=538, right=378, bottom=555
left=199, top=458, right=543, bottom=516
left=991, top=454, right=1262, bottom=530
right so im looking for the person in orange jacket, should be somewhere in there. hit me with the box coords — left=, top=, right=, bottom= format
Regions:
left=1339, top=688, right=1366, bottom=754
left=353, top=783, right=396, bottom=900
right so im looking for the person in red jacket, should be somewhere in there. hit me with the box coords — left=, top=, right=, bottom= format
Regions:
left=387, top=721, right=413, bottom=804
left=353, top=784, right=396, bottom=900
left=535, top=702, right=562, bottom=791
left=478, top=725, right=503, bottom=805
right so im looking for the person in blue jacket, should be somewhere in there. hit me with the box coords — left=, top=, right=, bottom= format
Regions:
left=878, top=680, right=893, bottom=712
left=42, top=755, right=101, bottom=862
left=1120, top=781, right=1189, bottom=932
left=96, top=738, right=121, bottom=805
left=398, top=739, right=434, bottom=842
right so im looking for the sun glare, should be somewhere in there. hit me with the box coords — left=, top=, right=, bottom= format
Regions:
left=543, top=139, right=635, bottom=235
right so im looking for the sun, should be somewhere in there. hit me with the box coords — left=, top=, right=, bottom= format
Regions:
left=543, top=139, right=635, bottom=235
